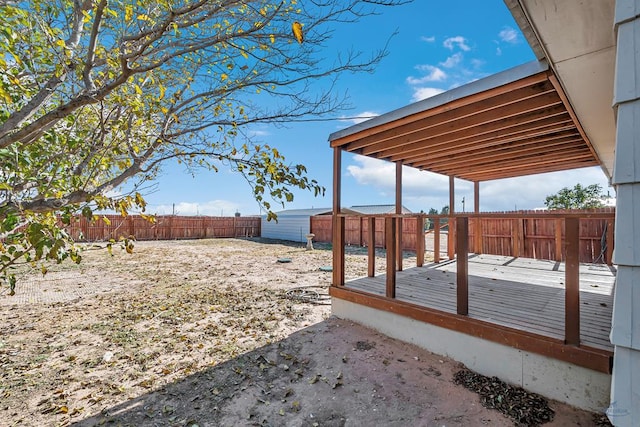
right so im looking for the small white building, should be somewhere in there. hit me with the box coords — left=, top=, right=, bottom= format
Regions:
left=260, top=208, right=332, bottom=243
left=261, top=205, right=412, bottom=243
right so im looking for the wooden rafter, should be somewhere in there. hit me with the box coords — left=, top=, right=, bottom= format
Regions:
left=329, top=65, right=601, bottom=183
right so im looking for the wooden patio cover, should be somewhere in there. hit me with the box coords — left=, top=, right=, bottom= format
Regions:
left=329, top=61, right=600, bottom=182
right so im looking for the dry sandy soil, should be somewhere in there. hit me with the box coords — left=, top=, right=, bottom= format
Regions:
left=0, top=238, right=609, bottom=426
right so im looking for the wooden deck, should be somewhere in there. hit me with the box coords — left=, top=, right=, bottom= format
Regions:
left=344, top=254, right=615, bottom=351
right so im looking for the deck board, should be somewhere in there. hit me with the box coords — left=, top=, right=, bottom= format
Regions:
left=345, top=254, right=615, bottom=351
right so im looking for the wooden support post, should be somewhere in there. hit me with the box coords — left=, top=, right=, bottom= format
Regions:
left=456, top=217, right=469, bottom=315
left=332, top=147, right=345, bottom=287
left=434, top=219, right=441, bottom=263
left=448, top=176, right=455, bottom=260
left=333, top=216, right=345, bottom=286
left=368, top=217, right=375, bottom=277
left=416, top=214, right=425, bottom=267
left=359, top=217, right=364, bottom=247
left=555, top=218, right=563, bottom=261
left=565, top=217, right=580, bottom=346
left=396, top=217, right=403, bottom=271
left=385, top=216, right=396, bottom=299
left=606, top=218, right=614, bottom=266
left=474, top=182, right=482, bottom=254
left=396, top=162, right=403, bottom=271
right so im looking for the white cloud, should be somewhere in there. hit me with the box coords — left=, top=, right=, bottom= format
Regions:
left=496, top=47, right=502, bottom=56
left=470, top=58, right=485, bottom=69
left=407, top=65, right=447, bottom=84
left=151, top=200, right=240, bottom=216
left=439, top=53, right=463, bottom=68
left=346, top=158, right=611, bottom=213
left=498, top=26, right=519, bottom=44
left=104, top=189, right=122, bottom=198
left=421, top=36, right=435, bottom=43
left=443, top=36, right=470, bottom=51
left=247, top=129, right=270, bottom=137
left=347, top=156, right=395, bottom=189
left=411, top=87, right=445, bottom=102
left=340, top=111, right=379, bottom=125
left=346, top=155, right=478, bottom=212
left=346, top=155, right=466, bottom=196
left=479, top=167, right=611, bottom=211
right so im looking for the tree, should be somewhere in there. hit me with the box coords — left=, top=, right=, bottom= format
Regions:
left=544, top=184, right=606, bottom=210
left=0, top=0, right=406, bottom=292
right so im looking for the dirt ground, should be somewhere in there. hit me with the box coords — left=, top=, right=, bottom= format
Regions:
left=0, top=238, right=608, bottom=426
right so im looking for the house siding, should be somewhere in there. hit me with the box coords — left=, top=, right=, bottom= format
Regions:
left=261, top=215, right=310, bottom=243
left=609, top=2, right=640, bottom=425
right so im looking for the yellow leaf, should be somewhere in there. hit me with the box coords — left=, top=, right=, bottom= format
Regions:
left=126, top=242, right=134, bottom=254
left=240, top=51, right=248, bottom=59
left=269, top=34, right=275, bottom=44
left=292, top=21, right=303, bottom=44
left=0, top=86, right=12, bottom=103
left=137, top=14, right=150, bottom=21
left=125, top=5, right=133, bottom=22
left=220, top=73, right=228, bottom=82
left=102, top=216, right=111, bottom=226
left=134, top=84, right=142, bottom=94
left=55, top=39, right=66, bottom=48
left=159, top=85, right=165, bottom=100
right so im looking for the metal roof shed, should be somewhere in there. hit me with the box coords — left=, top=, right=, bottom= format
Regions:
left=261, top=208, right=333, bottom=243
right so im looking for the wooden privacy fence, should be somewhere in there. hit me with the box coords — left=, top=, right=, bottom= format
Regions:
left=312, top=215, right=421, bottom=250
left=65, top=215, right=261, bottom=242
left=314, top=208, right=615, bottom=264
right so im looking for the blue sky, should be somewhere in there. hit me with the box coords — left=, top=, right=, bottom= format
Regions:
left=142, top=0, right=611, bottom=216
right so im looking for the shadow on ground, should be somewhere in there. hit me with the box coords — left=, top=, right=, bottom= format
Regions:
left=72, top=317, right=516, bottom=427
left=72, top=317, right=602, bottom=427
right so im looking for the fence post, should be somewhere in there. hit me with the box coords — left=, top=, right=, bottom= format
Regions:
left=565, top=217, right=580, bottom=346
left=385, top=216, right=396, bottom=298
left=128, top=215, right=134, bottom=238
left=511, top=218, right=520, bottom=257
left=555, top=218, right=563, bottom=261
left=474, top=217, right=483, bottom=254
left=456, top=217, right=469, bottom=315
